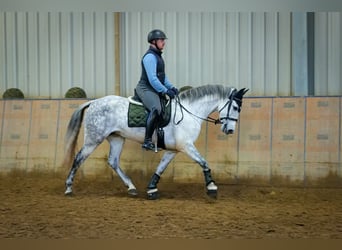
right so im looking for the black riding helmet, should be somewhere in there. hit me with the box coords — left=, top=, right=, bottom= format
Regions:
left=147, top=29, right=167, bottom=43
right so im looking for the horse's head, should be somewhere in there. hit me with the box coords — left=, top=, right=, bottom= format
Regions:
left=219, top=88, right=249, bottom=135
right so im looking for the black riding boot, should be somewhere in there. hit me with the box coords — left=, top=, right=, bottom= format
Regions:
left=142, top=109, right=159, bottom=151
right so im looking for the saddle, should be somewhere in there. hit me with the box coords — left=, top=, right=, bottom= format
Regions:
left=127, top=94, right=172, bottom=149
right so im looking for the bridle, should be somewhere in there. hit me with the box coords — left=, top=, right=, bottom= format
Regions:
left=217, top=88, right=242, bottom=123
left=173, top=88, right=242, bottom=125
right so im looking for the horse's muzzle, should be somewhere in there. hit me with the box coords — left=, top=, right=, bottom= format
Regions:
left=221, top=123, right=235, bottom=135
left=227, top=129, right=234, bottom=135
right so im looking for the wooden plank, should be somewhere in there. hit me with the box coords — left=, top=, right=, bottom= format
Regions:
left=206, top=112, right=238, bottom=163
left=26, top=100, right=59, bottom=171
left=0, top=101, right=3, bottom=170
left=237, top=98, right=272, bottom=184
left=238, top=162, right=271, bottom=185
left=271, top=163, right=305, bottom=186
left=271, top=97, right=305, bottom=184
left=0, top=100, right=31, bottom=172
left=306, top=97, right=339, bottom=162
left=173, top=162, right=203, bottom=184
left=238, top=98, right=272, bottom=162
left=0, top=101, right=3, bottom=144
left=340, top=97, right=342, bottom=179
left=206, top=111, right=238, bottom=183
left=55, top=99, right=87, bottom=172
left=305, top=97, right=340, bottom=185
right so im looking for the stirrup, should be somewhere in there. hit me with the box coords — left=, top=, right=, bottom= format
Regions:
left=142, top=142, right=154, bottom=151
left=142, top=141, right=162, bottom=152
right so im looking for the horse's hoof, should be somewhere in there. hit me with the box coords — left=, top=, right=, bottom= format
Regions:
left=128, top=188, right=138, bottom=196
left=206, top=189, right=217, bottom=199
left=147, top=189, right=159, bottom=200
left=65, top=187, right=73, bottom=196
left=65, top=190, right=73, bottom=196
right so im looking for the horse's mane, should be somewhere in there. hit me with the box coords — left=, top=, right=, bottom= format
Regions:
left=179, top=84, right=232, bottom=102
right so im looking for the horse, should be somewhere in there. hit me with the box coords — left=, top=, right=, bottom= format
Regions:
left=63, top=84, right=248, bottom=199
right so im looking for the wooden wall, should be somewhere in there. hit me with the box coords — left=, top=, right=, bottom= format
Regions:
left=0, top=97, right=341, bottom=187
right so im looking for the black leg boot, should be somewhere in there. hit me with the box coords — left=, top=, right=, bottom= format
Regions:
left=147, top=173, right=160, bottom=200
left=142, top=109, right=159, bottom=151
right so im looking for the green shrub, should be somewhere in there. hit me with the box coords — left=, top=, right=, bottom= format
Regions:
left=64, top=87, right=87, bottom=98
left=2, top=88, right=25, bottom=99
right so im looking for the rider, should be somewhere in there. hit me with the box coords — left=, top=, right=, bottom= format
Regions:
left=135, top=29, right=179, bottom=151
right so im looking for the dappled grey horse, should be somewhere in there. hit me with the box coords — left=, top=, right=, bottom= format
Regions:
left=63, top=84, right=248, bottom=199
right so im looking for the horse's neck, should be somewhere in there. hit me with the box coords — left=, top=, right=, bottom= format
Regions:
left=185, top=96, right=219, bottom=118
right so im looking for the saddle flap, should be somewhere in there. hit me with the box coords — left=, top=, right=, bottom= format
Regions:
left=127, top=98, right=171, bottom=128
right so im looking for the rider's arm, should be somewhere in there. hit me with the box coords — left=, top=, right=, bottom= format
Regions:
left=143, top=54, right=172, bottom=93
left=163, top=75, right=173, bottom=90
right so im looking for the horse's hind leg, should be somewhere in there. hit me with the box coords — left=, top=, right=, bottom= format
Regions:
left=65, top=143, right=98, bottom=195
left=107, top=135, right=137, bottom=196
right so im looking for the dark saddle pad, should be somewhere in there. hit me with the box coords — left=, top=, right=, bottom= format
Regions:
left=127, top=97, right=171, bottom=128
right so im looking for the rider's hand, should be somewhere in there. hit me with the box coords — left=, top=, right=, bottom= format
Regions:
left=166, top=89, right=176, bottom=99
left=171, top=87, right=179, bottom=96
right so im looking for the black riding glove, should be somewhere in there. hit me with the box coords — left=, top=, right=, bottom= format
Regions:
left=166, top=89, right=176, bottom=99
left=171, top=87, right=179, bottom=96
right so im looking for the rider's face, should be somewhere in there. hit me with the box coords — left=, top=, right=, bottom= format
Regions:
left=155, top=39, right=166, bottom=50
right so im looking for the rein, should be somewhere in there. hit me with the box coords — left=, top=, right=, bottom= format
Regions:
left=173, top=90, right=238, bottom=125
left=173, top=96, right=222, bottom=125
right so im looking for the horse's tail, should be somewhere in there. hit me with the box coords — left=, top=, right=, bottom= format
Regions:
left=62, top=100, right=93, bottom=168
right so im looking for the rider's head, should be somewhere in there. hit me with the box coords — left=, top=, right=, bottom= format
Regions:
left=147, top=29, right=167, bottom=51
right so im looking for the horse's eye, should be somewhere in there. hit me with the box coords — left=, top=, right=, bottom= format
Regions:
left=233, top=106, right=238, bottom=111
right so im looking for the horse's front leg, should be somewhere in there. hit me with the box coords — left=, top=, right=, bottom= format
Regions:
left=146, top=151, right=176, bottom=200
left=182, top=142, right=218, bottom=198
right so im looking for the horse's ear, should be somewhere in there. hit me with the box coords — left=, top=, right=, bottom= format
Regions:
left=236, top=88, right=249, bottom=98
left=241, top=88, right=249, bottom=96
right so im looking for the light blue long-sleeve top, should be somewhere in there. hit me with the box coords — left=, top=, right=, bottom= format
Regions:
left=142, top=53, right=174, bottom=94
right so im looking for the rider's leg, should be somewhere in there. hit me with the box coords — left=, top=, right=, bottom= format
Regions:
left=142, top=108, right=160, bottom=151
left=136, top=89, right=163, bottom=151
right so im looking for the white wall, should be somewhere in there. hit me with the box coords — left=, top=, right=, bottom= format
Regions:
left=121, top=12, right=292, bottom=97
left=121, top=12, right=342, bottom=97
left=314, top=12, right=341, bottom=95
left=0, top=12, right=116, bottom=98
left=1, top=12, right=341, bottom=98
